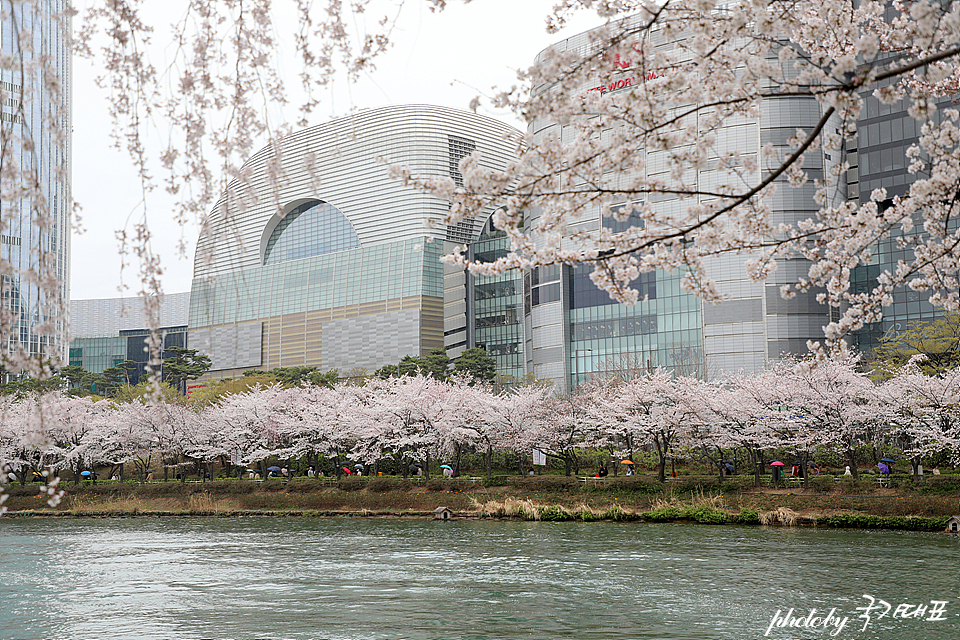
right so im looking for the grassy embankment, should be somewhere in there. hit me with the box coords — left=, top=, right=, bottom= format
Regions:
left=3, top=473, right=959, bottom=531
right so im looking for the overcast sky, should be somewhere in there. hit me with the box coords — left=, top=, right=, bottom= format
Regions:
left=69, top=1, right=602, bottom=301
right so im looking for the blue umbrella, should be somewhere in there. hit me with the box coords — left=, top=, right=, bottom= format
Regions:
left=441, top=465, right=452, bottom=470
left=880, top=458, right=895, bottom=464
left=267, top=466, right=282, bottom=472
left=80, top=470, right=91, bottom=477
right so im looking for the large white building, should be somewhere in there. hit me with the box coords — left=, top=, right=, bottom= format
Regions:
left=187, top=105, right=521, bottom=379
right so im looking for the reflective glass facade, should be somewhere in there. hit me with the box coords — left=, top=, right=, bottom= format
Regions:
left=264, top=200, right=360, bottom=265
left=192, top=238, right=441, bottom=327
left=851, top=78, right=952, bottom=353
left=1, top=2, right=71, bottom=362
left=468, top=220, right=523, bottom=380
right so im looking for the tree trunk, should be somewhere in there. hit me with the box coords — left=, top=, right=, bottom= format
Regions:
left=453, top=443, right=463, bottom=478
left=486, top=443, right=492, bottom=482
left=654, top=437, right=667, bottom=483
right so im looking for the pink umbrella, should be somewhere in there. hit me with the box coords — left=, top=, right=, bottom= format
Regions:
left=770, top=461, right=785, bottom=466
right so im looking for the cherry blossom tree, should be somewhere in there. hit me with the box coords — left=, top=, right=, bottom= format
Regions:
left=271, top=383, right=364, bottom=475
left=881, top=360, right=960, bottom=476
left=713, top=371, right=797, bottom=485
left=772, top=355, right=892, bottom=480
left=205, top=384, right=285, bottom=477
left=483, top=382, right=553, bottom=478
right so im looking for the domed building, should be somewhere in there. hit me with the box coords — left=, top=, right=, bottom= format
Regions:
left=187, top=105, right=520, bottom=379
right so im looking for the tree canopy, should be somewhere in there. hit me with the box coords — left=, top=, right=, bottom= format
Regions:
left=870, top=314, right=960, bottom=379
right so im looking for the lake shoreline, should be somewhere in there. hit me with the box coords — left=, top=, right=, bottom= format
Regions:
left=2, top=474, right=957, bottom=531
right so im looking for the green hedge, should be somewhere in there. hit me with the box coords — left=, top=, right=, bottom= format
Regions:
left=365, top=477, right=409, bottom=492
left=817, top=514, right=949, bottom=531
left=507, top=476, right=580, bottom=491
left=336, top=477, right=368, bottom=492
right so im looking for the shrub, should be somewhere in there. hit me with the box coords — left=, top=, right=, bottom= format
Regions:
left=809, top=476, right=835, bottom=492
left=605, top=476, right=661, bottom=494
left=642, top=505, right=683, bottom=522
left=259, top=479, right=287, bottom=492
left=720, top=476, right=756, bottom=491
left=204, top=480, right=255, bottom=495
left=337, top=477, right=367, bottom=492
left=604, top=505, right=638, bottom=521
left=576, top=508, right=605, bottom=522
left=816, top=513, right=948, bottom=531
left=480, top=475, right=511, bottom=487
left=686, top=505, right=730, bottom=524
left=537, top=505, right=574, bottom=521
left=735, top=508, right=761, bottom=525
left=136, top=482, right=201, bottom=497
left=508, top=476, right=579, bottom=491
left=425, top=479, right=446, bottom=491
left=283, top=478, right=324, bottom=493
left=366, top=477, right=406, bottom=492
left=910, top=475, right=960, bottom=494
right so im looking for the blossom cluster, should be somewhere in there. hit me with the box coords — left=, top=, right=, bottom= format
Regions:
left=1, top=357, right=956, bottom=500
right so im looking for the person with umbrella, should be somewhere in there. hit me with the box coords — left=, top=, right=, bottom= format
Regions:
left=441, top=464, right=453, bottom=477
left=621, top=460, right=634, bottom=476
left=354, top=464, right=363, bottom=477
left=770, top=461, right=784, bottom=487
left=267, top=465, right=282, bottom=478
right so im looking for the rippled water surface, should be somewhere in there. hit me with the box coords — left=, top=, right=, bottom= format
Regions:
left=1, top=517, right=957, bottom=639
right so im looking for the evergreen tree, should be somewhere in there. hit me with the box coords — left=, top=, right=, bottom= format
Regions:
left=453, top=348, right=497, bottom=384
left=163, top=346, right=213, bottom=394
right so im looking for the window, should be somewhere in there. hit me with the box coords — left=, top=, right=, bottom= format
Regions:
left=264, top=200, right=359, bottom=265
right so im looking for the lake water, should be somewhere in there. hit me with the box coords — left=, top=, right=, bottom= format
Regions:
left=0, top=517, right=957, bottom=640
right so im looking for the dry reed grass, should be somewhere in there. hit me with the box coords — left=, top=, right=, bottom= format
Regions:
left=759, top=507, right=801, bottom=526
left=469, top=496, right=544, bottom=519
left=650, top=488, right=726, bottom=512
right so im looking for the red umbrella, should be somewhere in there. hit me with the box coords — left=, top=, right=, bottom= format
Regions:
left=342, top=466, right=352, bottom=475
left=770, top=461, right=785, bottom=466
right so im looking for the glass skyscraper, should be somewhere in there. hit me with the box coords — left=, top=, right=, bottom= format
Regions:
left=0, top=2, right=71, bottom=366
